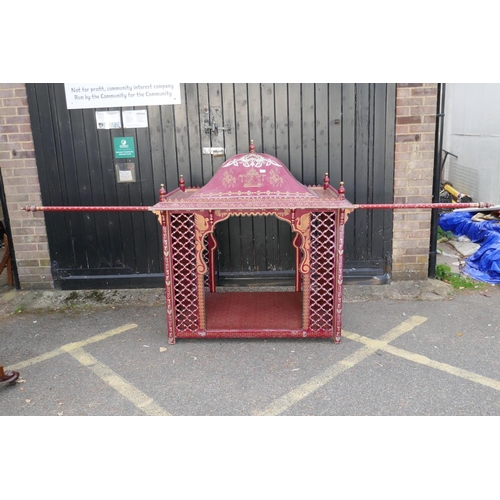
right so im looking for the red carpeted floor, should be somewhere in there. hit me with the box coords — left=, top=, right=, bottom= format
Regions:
left=205, top=292, right=302, bottom=330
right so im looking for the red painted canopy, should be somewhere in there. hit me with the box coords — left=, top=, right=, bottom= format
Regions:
left=151, top=142, right=353, bottom=211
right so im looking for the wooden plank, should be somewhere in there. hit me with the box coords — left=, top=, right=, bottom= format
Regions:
left=227, top=83, right=250, bottom=271
left=221, top=83, right=237, bottom=159
left=274, top=83, right=290, bottom=167
left=383, top=83, right=397, bottom=262
left=315, top=83, right=329, bottom=185
left=207, top=83, right=225, bottom=181
left=215, top=84, right=237, bottom=274
left=273, top=83, right=293, bottom=270
left=69, top=105, right=100, bottom=268
left=328, top=83, right=343, bottom=188
left=95, top=102, right=125, bottom=269
left=52, top=84, right=88, bottom=268
left=130, top=109, right=153, bottom=273
left=145, top=105, right=165, bottom=273
left=342, top=83, right=356, bottom=261
left=198, top=84, right=212, bottom=185
left=160, top=101, right=180, bottom=192
left=173, top=85, right=191, bottom=187
left=82, top=107, right=113, bottom=270
left=371, top=84, right=388, bottom=261
left=354, top=83, right=371, bottom=261
left=26, top=84, right=71, bottom=269
left=185, top=83, right=203, bottom=187
left=288, top=83, right=303, bottom=182
left=261, top=83, right=280, bottom=271
left=302, top=83, right=315, bottom=186
left=248, top=83, right=266, bottom=271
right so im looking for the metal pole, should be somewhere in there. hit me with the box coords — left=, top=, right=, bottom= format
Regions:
left=354, top=202, right=492, bottom=210
left=429, top=83, right=446, bottom=278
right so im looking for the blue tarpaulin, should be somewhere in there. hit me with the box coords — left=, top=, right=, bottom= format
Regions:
left=439, top=211, right=500, bottom=283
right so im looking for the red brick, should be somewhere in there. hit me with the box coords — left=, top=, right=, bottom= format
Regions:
left=19, top=125, right=33, bottom=133
left=397, top=115, right=422, bottom=125
left=3, top=176, right=28, bottom=186
left=0, top=107, right=17, bottom=116
left=397, top=97, right=424, bottom=107
left=0, top=89, right=15, bottom=98
left=0, top=125, right=19, bottom=133
left=15, top=150, right=35, bottom=158
left=411, top=87, right=437, bottom=96
left=396, top=88, right=411, bottom=97
left=8, top=134, right=32, bottom=142
left=395, top=134, right=421, bottom=143
left=410, top=105, right=436, bottom=116
left=0, top=142, right=21, bottom=151
left=409, top=124, right=437, bottom=133
left=0, top=159, right=20, bottom=168
left=3, top=98, right=28, bottom=107
left=0, top=83, right=24, bottom=89
left=5, top=115, right=31, bottom=124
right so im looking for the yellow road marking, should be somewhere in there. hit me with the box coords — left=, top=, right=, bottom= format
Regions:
left=8, top=323, right=138, bottom=371
left=7, top=322, right=169, bottom=415
left=256, top=316, right=428, bottom=416
left=346, top=332, right=500, bottom=392
left=66, top=348, right=170, bottom=416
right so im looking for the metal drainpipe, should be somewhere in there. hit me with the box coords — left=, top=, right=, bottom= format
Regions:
left=428, top=83, right=446, bottom=278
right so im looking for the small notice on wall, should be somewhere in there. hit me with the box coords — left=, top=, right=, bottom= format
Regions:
left=123, top=109, right=148, bottom=128
left=64, top=84, right=181, bottom=109
left=96, top=110, right=122, bottom=129
left=113, top=137, right=136, bottom=158
left=115, top=162, right=136, bottom=183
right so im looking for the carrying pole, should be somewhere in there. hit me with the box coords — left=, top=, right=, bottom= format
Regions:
left=354, top=202, right=492, bottom=210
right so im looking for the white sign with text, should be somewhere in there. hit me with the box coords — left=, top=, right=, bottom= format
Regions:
left=64, top=83, right=181, bottom=109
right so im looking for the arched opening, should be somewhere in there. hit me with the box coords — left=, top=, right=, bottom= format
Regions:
left=204, top=214, right=303, bottom=332
left=213, top=214, right=294, bottom=287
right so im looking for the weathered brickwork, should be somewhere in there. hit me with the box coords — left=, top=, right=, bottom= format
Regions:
left=0, top=83, right=52, bottom=289
left=392, top=83, right=438, bottom=280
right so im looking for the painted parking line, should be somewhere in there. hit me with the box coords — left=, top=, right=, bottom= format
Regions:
left=345, top=331, right=500, bottom=392
left=7, top=323, right=138, bottom=371
left=6, top=321, right=170, bottom=416
left=66, top=347, right=170, bottom=416
left=256, top=316, right=428, bottom=416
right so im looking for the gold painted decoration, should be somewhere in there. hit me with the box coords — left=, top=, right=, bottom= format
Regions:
left=295, top=213, right=311, bottom=274
left=152, top=210, right=162, bottom=225
left=239, top=168, right=266, bottom=188
left=194, top=214, right=210, bottom=274
left=222, top=170, right=237, bottom=188
left=269, top=169, right=284, bottom=187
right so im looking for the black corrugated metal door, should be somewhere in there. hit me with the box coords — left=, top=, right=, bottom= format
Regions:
left=27, top=83, right=395, bottom=289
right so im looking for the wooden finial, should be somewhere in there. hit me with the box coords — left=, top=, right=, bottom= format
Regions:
left=323, top=172, right=330, bottom=190
left=249, top=140, right=255, bottom=153
left=159, top=183, right=167, bottom=202
left=179, top=174, right=185, bottom=192
left=338, top=181, right=345, bottom=200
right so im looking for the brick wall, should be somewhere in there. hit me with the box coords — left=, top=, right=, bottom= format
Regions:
left=392, top=83, right=438, bottom=280
left=0, top=83, right=52, bottom=289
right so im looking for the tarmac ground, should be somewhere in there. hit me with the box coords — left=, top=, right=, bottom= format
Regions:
left=1, top=274, right=500, bottom=416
